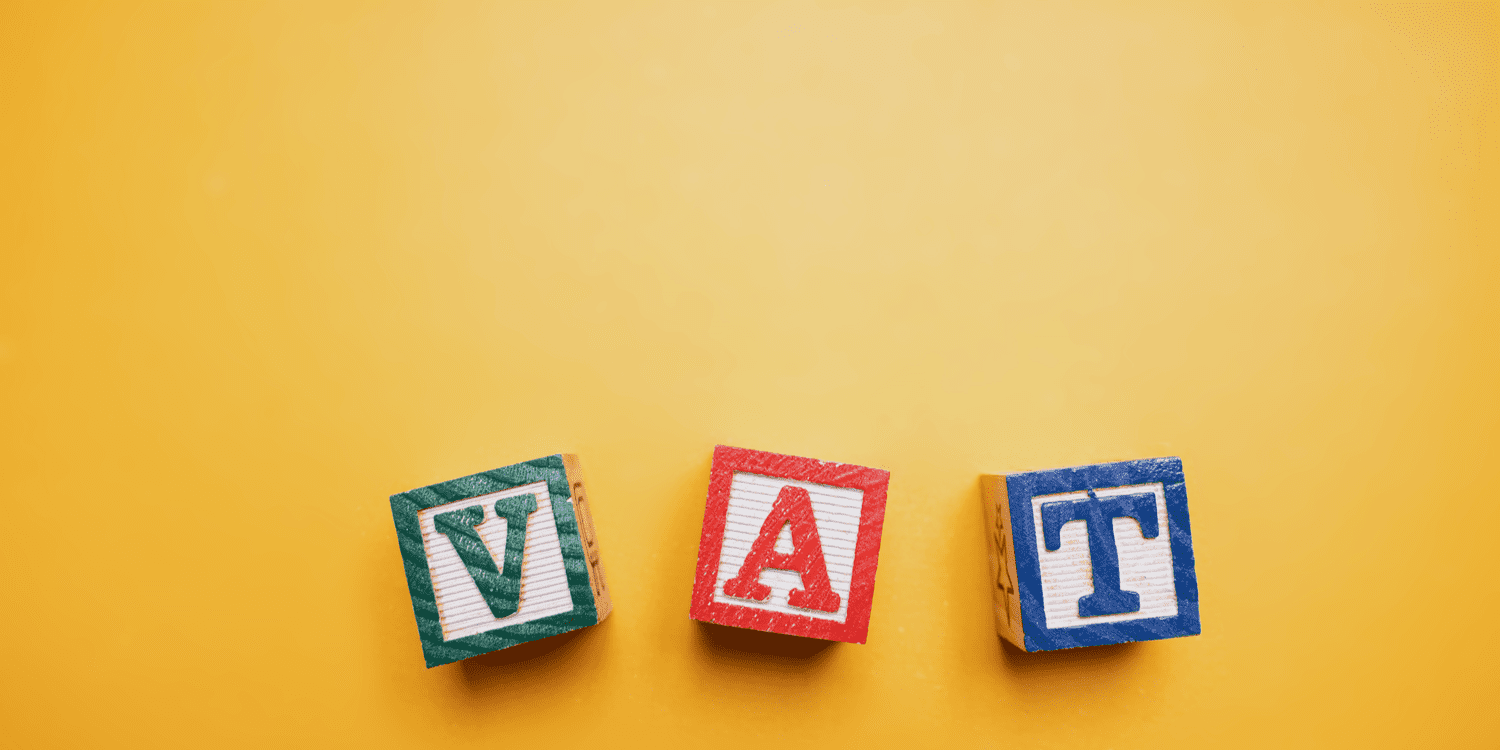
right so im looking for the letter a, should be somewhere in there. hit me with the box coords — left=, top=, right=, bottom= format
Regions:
left=723, top=485, right=842, bottom=613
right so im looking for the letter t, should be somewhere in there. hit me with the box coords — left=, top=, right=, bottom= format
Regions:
left=1040, top=491, right=1159, bottom=618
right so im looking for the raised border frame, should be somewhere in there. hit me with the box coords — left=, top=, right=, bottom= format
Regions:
left=390, top=454, right=599, bottom=668
left=689, top=445, right=890, bottom=644
left=1007, top=456, right=1200, bottom=651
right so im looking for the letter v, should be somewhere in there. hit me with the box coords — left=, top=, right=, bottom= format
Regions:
left=723, top=485, right=842, bottom=613
left=433, top=493, right=537, bottom=619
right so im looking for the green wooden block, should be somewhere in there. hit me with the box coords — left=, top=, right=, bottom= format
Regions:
left=390, top=454, right=612, bottom=667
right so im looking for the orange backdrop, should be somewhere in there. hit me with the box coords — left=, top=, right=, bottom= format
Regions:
left=1, top=2, right=1496, bottom=748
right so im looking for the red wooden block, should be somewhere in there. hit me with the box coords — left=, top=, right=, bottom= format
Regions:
left=689, top=445, right=891, bottom=643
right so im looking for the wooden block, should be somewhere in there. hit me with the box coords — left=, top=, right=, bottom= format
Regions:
left=690, top=445, right=890, bottom=644
left=390, top=454, right=612, bottom=667
left=981, top=457, right=1200, bottom=651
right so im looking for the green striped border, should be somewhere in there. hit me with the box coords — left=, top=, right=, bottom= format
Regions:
left=390, top=454, right=599, bottom=668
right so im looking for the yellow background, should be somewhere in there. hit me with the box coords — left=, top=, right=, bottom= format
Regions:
left=2, top=2, right=1496, bottom=747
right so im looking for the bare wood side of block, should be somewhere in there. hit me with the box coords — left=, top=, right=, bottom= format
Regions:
left=562, top=453, right=613, bottom=623
left=980, top=475, right=1026, bottom=650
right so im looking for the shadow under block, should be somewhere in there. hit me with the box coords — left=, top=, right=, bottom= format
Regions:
left=390, top=454, right=612, bottom=668
left=981, top=457, right=1200, bottom=652
left=689, top=445, right=890, bottom=644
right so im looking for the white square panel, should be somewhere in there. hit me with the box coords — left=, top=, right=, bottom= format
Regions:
left=1030, top=482, right=1178, bottom=629
left=712, top=472, right=863, bottom=624
left=417, top=481, right=575, bottom=641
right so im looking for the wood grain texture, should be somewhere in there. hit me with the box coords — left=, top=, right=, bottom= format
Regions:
left=979, top=475, right=1025, bottom=649
left=563, top=453, right=613, bottom=623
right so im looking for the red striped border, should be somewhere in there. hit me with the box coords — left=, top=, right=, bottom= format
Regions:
left=689, top=445, right=890, bottom=644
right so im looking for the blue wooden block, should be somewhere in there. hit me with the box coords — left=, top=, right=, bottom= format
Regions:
left=980, top=457, right=1200, bottom=651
